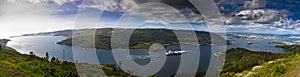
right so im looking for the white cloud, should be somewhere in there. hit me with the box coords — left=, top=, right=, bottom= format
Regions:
left=254, top=10, right=279, bottom=23
left=234, top=9, right=291, bottom=24
left=226, top=17, right=300, bottom=34
left=243, top=0, right=267, bottom=9
left=75, top=0, right=206, bottom=24
left=7, top=0, right=78, bottom=5
left=0, top=0, right=75, bottom=38
left=51, top=0, right=78, bottom=5
left=76, top=0, right=137, bottom=12
left=124, top=3, right=197, bottom=24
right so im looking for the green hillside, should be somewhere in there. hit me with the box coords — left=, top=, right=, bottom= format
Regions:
left=221, top=46, right=300, bottom=77
left=57, top=28, right=227, bottom=50
left=221, top=48, right=290, bottom=77
left=0, top=46, right=78, bottom=77
left=0, top=45, right=135, bottom=77
left=230, top=45, right=300, bottom=77
left=233, top=53, right=300, bottom=77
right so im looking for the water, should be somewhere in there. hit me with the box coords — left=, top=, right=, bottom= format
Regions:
left=7, top=35, right=291, bottom=76
left=227, top=36, right=285, bottom=52
left=7, top=36, right=216, bottom=76
left=7, top=34, right=294, bottom=76
left=226, top=33, right=300, bottom=52
left=7, top=36, right=76, bottom=62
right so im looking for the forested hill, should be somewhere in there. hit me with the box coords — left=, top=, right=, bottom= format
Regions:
left=222, top=48, right=300, bottom=77
left=54, top=28, right=226, bottom=50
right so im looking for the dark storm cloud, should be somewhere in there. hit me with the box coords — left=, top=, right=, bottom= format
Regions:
left=6, top=0, right=297, bottom=25
left=77, top=0, right=204, bottom=23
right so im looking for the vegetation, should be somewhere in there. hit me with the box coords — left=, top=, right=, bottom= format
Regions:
left=220, top=45, right=300, bottom=77
left=0, top=46, right=79, bottom=77
left=57, top=28, right=226, bottom=50
left=0, top=39, right=10, bottom=50
left=0, top=45, right=135, bottom=77
left=101, top=64, right=137, bottom=77
left=233, top=53, right=300, bottom=77
left=275, top=45, right=300, bottom=53
left=170, top=72, right=206, bottom=77
left=221, top=48, right=290, bottom=77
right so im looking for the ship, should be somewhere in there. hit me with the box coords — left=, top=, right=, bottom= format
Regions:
left=247, top=42, right=253, bottom=45
left=165, top=50, right=187, bottom=56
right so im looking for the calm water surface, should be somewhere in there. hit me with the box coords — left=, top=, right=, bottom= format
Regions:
left=7, top=35, right=290, bottom=76
left=227, top=36, right=285, bottom=52
left=7, top=36, right=217, bottom=76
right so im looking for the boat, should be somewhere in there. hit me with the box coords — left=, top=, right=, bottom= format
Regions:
left=165, top=50, right=187, bottom=56
left=247, top=42, right=253, bottom=45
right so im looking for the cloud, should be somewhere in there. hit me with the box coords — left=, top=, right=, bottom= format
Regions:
left=77, top=0, right=137, bottom=12
left=18, top=0, right=292, bottom=25
left=77, top=0, right=194, bottom=13
left=9, top=0, right=294, bottom=22
left=273, top=18, right=300, bottom=29
left=226, top=17, right=300, bottom=34
left=243, top=0, right=267, bottom=9
left=0, top=0, right=76, bottom=38
left=233, top=9, right=292, bottom=24
left=50, top=0, right=79, bottom=5
left=75, top=0, right=294, bottom=25
left=78, top=0, right=206, bottom=24
left=6, top=0, right=79, bottom=5
left=1, top=0, right=299, bottom=35
left=0, top=0, right=5, bottom=18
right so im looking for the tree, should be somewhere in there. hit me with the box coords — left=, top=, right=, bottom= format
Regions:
left=51, top=57, right=56, bottom=62
left=56, top=58, right=59, bottom=62
left=0, top=39, right=9, bottom=46
left=30, top=51, right=34, bottom=55
left=45, top=52, right=49, bottom=60
left=62, top=49, right=65, bottom=61
left=75, top=60, right=78, bottom=63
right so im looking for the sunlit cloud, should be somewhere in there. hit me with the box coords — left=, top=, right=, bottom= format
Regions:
left=0, top=0, right=76, bottom=38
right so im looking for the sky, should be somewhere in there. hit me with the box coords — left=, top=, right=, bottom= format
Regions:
left=0, top=0, right=300, bottom=38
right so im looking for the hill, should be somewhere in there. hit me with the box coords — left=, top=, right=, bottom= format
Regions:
left=0, top=45, right=78, bottom=77
left=0, top=45, right=134, bottom=77
left=56, top=28, right=227, bottom=50
left=221, top=48, right=290, bottom=77
left=233, top=53, right=300, bottom=77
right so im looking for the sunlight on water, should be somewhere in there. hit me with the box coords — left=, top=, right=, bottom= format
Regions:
left=0, top=33, right=17, bottom=39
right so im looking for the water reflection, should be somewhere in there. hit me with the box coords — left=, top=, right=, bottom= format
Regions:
left=7, top=36, right=214, bottom=76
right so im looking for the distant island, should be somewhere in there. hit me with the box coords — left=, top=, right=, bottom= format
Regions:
left=21, top=28, right=227, bottom=50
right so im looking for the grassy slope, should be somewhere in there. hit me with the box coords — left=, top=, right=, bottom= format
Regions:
left=221, top=48, right=290, bottom=77
left=0, top=46, right=79, bottom=77
left=0, top=46, right=136, bottom=77
left=230, top=45, right=300, bottom=77
left=235, top=54, right=300, bottom=77
left=221, top=46, right=300, bottom=77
